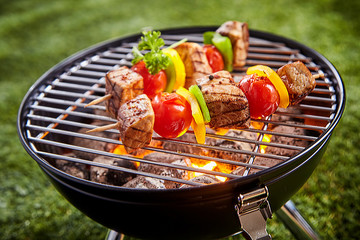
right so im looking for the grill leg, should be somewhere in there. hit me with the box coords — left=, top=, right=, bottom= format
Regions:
left=276, top=200, right=320, bottom=240
left=105, top=230, right=124, bottom=240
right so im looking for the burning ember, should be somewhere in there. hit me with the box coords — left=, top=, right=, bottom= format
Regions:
left=60, top=116, right=309, bottom=190
left=260, top=134, right=272, bottom=154
left=191, top=161, right=227, bottom=182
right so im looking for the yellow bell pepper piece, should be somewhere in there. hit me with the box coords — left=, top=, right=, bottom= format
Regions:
left=191, top=119, right=206, bottom=144
left=176, top=87, right=206, bottom=144
left=247, top=65, right=289, bottom=108
left=162, top=48, right=185, bottom=90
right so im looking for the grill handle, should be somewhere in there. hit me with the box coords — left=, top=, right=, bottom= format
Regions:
left=276, top=200, right=320, bottom=240
left=235, top=186, right=273, bottom=240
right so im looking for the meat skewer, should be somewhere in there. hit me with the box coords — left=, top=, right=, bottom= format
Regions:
left=276, top=61, right=318, bottom=105
left=196, top=70, right=250, bottom=129
left=84, top=31, right=321, bottom=153
left=85, top=66, right=144, bottom=118
left=174, top=42, right=213, bottom=89
left=87, top=94, right=154, bottom=154
left=216, top=21, right=249, bottom=68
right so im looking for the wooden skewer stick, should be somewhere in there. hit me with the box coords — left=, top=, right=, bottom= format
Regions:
left=85, top=94, right=112, bottom=107
left=86, top=122, right=119, bottom=133
left=313, top=73, right=325, bottom=79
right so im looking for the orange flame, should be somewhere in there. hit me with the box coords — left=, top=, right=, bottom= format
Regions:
left=215, top=128, right=229, bottom=136
left=111, top=145, right=143, bottom=168
left=260, top=134, right=272, bottom=154
left=191, top=161, right=227, bottom=182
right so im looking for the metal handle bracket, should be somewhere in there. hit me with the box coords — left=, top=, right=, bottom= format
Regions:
left=235, top=186, right=272, bottom=240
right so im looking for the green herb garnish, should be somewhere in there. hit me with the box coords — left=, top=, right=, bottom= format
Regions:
left=131, top=31, right=170, bottom=75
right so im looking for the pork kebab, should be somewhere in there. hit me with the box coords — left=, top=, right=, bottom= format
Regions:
left=84, top=22, right=321, bottom=153
left=86, top=60, right=320, bottom=153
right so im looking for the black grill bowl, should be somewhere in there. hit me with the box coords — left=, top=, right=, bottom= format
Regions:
left=18, top=27, right=345, bottom=240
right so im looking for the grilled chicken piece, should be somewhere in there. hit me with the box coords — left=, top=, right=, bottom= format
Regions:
left=216, top=21, right=249, bottom=68
left=277, top=61, right=316, bottom=105
left=174, top=42, right=212, bottom=89
left=196, top=71, right=250, bottom=129
left=105, top=66, right=143, bottom=118
left=117, top=94, right=154, bottom=153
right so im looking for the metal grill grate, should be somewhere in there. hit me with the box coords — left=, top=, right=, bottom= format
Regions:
left=22, top=29, right=337, bottom=188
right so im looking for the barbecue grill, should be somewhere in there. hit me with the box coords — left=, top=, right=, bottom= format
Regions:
left=17, top=26, right=345, bottom=240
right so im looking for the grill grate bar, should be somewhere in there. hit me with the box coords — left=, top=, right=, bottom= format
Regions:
left=246, top=53, right=311, bottom=63
left=70, top=69, right=106, bottom=78
left=59, top=75, right=102, bottom=84
left=253, top=118, right=327, bottom=131
left=52, top=81, right=106, bottom=93
left=29, top=104, right=116, bottom=123
left=80, top=64, right=115, bottom=72
left=42, top=89, right=100, bottom=100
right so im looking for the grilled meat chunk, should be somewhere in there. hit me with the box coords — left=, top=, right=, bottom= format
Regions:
left=174, top=42, right=212, bottom=88
left=105, top=66, right=143, bottom=118
left=196, top=71, right=250, bottom=129
left=117, top=94, right=154, bottom=153
left=216, top=21, right=249, bottom=68
left=277, top=61, right=316, bottom=105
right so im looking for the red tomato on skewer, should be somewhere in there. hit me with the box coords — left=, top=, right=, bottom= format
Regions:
left=151, top=92, right=192, bottom=138
left=203, top=44, right=224, bottom=72
left=131, top=61, right=167, bottom=99
left=238, top=74, right=280, bottom=119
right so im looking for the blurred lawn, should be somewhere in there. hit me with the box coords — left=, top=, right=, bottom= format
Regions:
left=1, top=0, right=359, bottom=239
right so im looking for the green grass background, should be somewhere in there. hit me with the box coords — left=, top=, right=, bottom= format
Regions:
left=1, top=0, right=359, bottom=239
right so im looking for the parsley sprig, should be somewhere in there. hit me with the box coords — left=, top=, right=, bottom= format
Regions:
left=132, top=31, right=170, bottom=75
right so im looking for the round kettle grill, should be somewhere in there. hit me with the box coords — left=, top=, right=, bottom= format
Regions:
left=17, top=26, right=345, bottom=240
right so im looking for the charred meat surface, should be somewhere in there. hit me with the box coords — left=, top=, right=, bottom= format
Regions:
left=197, top=71, right=250, bottom=129
left=174, top=42, right=212, bottom=88
left=216, top=21, right=249, bottom=68
left=117, top=94, right=154, bottom=153
left=105, top=66, right=144, bottom=118
left=277, top=61, right=316, bottom=105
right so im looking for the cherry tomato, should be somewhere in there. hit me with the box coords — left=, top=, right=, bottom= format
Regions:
left=131, top=61, right=167, bottom=99
left=151, top=92, right=192, bottom=138
left=238, top=74, right=280, bottom=119
left=203, top=44, right=224, bottom=72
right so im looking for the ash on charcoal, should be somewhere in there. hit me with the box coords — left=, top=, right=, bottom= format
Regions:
left=181, top=175, right=220, bottom=188
left=210, top=129, right=257, bottom=163
left=265, top=125, right=309, bottom=157
left=139, top=152, right=192, bottom=188
left=230, top=165, right=246, bottom=176
left=90, top=156, right=136, bottom=186
left=248, top=157, right=284, bottom=174
left=162, top=129, right=216, bottom=156
left=122, top=176, right=166, bottom=189
left=247, top=125, right=309, bottom=174
left=55, top=153, right=90, bottom=179
left=72, top=121, right=119, bottom=160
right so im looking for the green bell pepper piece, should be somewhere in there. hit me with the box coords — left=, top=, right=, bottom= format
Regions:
left=189, top=85, right=211, bottom=123
left=203, top=31, right=233, bottom=72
